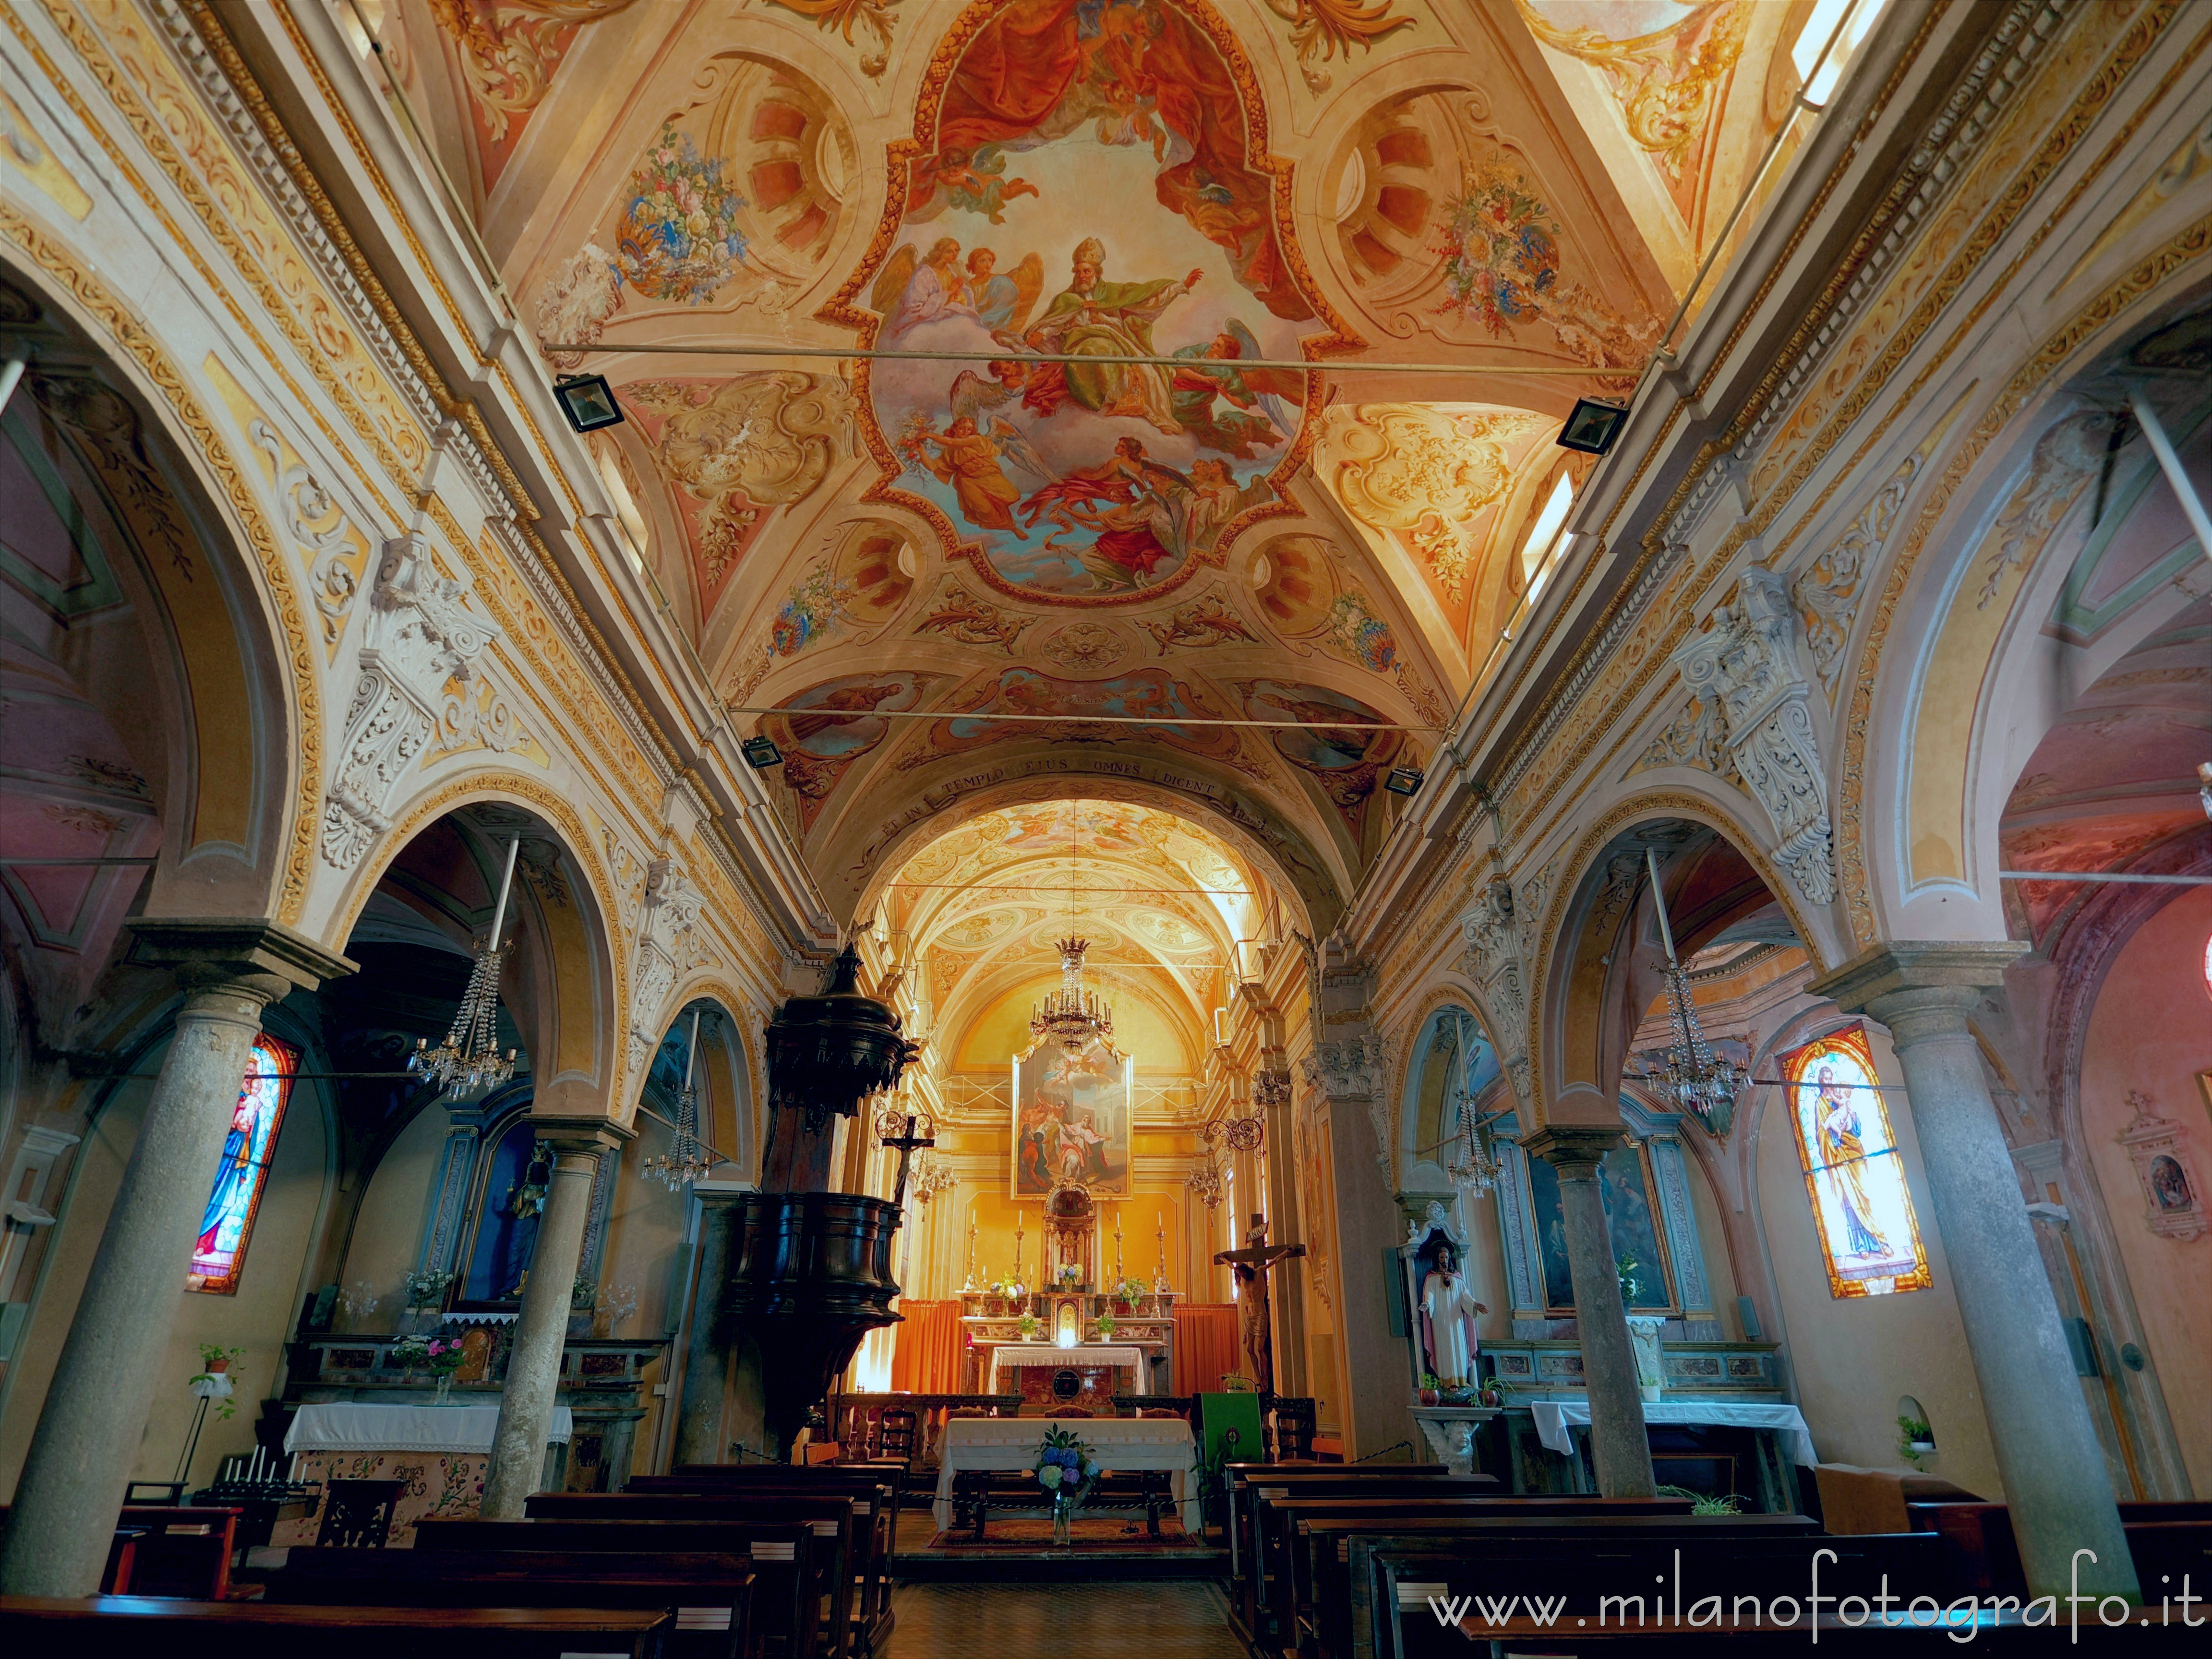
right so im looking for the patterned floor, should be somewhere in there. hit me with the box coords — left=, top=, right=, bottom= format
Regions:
left=882, top=1580, right=1245, bottom=1657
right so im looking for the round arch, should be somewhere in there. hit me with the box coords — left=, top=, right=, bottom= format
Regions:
left=1534, top=794, right=1822, bottom=1126
left=328, top=773, right=627, bottom=1117
left=1395, top=994, right=1505, bottom=1193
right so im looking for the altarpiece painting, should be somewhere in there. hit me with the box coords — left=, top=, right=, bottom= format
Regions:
left=1011, top=1035, right=1132, bottom=1198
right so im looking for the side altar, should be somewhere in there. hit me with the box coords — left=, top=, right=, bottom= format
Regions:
left=957, top=1183, right=1176, bottom=1407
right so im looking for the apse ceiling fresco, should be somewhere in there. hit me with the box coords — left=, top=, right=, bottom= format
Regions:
left=373, top=0, right=1810, bottom=921
left=872, top=797, right=1274, bottom=1072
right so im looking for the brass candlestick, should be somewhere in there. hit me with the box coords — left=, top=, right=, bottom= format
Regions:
left=1113, top=1205, right=1125, bottom=1282
left=1154, top=1208, right=1169, bottom=1293
left=962, top=1215, right=978, bottom=1292
left=1011, top=1210, right=1025, bottom=1294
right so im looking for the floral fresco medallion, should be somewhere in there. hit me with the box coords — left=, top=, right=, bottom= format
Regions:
left=828, top=0, right=1360, bottom=606
left=616, top=122, right=752, bottom=303
left=1434, top=156, right=1561, bottom=336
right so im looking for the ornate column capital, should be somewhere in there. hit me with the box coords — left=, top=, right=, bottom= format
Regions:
left=1808, top=941, right=2028, bottom=1045
left=1520, top=1124, right=1628, bottom=1180
left=125, top=917, right=356, bottom=999
left=525, top=1114, right=636, bottom=1166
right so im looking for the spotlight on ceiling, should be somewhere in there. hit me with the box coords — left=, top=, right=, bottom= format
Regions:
left=554, top=373, right=625, bottom=434
left=1557, top=396, right=1630, bottom=456
left=1384, top=766, right=1425, bottom=798
left=741, top=735, right=783, bottom=769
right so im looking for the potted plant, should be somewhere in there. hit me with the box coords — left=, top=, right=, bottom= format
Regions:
left=1417, top=1371, right=1441, bottom=1407
left=190, top=1344, right=243, bottom=1420
left=1017, top=1312, right=1040, bottom=1342
left=1111, top=1277, right=1145, bottom=1315
left=1095, top=1311, right=1117, bottom=1341
left=1898, top=1415, right=1936, bottom=1465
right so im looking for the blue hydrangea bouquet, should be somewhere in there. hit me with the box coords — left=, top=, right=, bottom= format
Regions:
left=1032, top=1424, right=1099, bottom=1541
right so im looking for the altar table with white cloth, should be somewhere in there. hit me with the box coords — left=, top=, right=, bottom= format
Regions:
left=284, top=1401, right=575, bottom=1455
left=986, top=1344, right=1151, bottom=1394
left=1529, top=1400, right=1817, bottom=1466
left=932, top=1416, right=1199, bottom=1533
left=274, top=1403, right=576, bottom=1547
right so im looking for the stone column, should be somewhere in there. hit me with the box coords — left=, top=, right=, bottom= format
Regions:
left=673, top=1184, right=745, bottom=1467
left=1256, top=1066, right=1308, bottom=1397
left=1522, top=1125, right=1655, bottom=1498
left=0, top=920, right=350, bottom=1598
left=482, top=1117, right=629, bottom=1517
left=1810, top=944, right=2137, bottom=1600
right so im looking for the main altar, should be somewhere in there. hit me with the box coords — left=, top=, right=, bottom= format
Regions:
left=959, top=1182, right=1175, bottom=1407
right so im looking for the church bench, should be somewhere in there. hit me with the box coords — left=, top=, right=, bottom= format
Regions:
left=416, top=1516, right=828, bottom=1659
left=633, top=1468, right=899, bottom=1650
left=1224, top=1465, right=1448, bottom=1584
left=1263, top=1495, right=1695, bottom=1658
left=1227, top=1478, right=1510, bottom=1644
left=1341, top=1520, right=1921, bottom=1659
left=1904, top=1501, right=2212, bottom=1597
left=522, top=1491, right=860, bottom=1659
left=0, top=1595, right=670, bottom=1657
left=109, top=1503, right=241, bottom=1598
left=1294, top=1512, right=1823, bottom=1659
left=263, top=1547, right=753, bottom=1659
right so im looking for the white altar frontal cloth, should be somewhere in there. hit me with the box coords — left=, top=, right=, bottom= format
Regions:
left=986, top=1343, right=1150, bottom=1393
left=1529, top=1400, right=1817, bottom=1467
left=933, top=1415, right=1198, bottom=1532
left=285, top=1401, right=575, bottom=1456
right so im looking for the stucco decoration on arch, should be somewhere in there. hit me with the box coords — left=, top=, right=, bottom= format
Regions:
left=1835, top=226, right=2212, bottom=947
left=325, top=771, right=629, bottom=1105
left=1528, top=790, right=1827, bottom=1124
left=0, top=223, right=322, bottom=926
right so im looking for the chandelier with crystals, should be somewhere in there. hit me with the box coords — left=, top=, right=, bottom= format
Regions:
left=1634, top=847, right=1745, bottom=1132
left=1031, top=937, right=1114, bottom=1052
left=643, top=1007, right=713, bottom=1190
left=1444, top=1014, right=1501, bottom=1196
left=410, top=837, right=520, bottom=1100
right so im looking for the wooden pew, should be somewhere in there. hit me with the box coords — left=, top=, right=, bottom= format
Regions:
left=421, top=1512, right=833, bottom=1659
left=265, top=1547, right=752, bottom=1659
left=525, top=1490, right=861, bottom=1659
left=1264, top=1495, right=1694, bottom=1659
left=1224, top=1464, right=1449, bottom=1587
left=1347, top=1518, right=1913, bottom=1659
left=110, top=1503, right=241, bottom=1598
left=1905, top=1500, right=2212, bottom=1598
left=639, top=1466, right=900, bottom=1650
left=0, top=1595, right=670, bottom=1658
left=1226, top=1476, right=1501, bottom=1645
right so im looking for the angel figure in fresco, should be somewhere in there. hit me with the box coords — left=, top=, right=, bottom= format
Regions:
left=1021, top=238, right=1202, bottom=433
left=873, top=237, right=982, bottom=338
left=1168, top=323, right=1301, bottom=457
left=919, top=417, right=1033, bottom=538
left=965, top=249, right=1046, bottom=337
left=942, top=370, right=1053, bottom=493
left=1020, top=435, right=1187, bottom=540
left=919, top=144, right=1039, bottom=224
left=1813, top=1064, right=1891, bottom=1258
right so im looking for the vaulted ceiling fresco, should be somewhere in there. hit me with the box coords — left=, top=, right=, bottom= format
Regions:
left=365, top=0, right=1812, bottom=921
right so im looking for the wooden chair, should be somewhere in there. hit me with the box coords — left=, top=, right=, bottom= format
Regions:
left=313, top=1480, right=402, bottom=1548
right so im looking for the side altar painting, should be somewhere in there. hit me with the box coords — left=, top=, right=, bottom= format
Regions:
left=1012, top=1037, right=1133, bottom=1198
left=1778, top=1023, right=1930, bottom=1299
left=854, top=0, right=1337, bottom=600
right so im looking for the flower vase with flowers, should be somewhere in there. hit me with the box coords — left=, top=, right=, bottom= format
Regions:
left=392, top=1333, right=468, bottom=1403
left=1033, top=1425, right=1098, bottom=1547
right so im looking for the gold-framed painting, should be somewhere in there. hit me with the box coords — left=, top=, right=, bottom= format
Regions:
left=1010, top=1036, right=1132, bottom=1198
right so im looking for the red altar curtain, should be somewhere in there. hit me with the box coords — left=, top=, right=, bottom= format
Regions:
left=890, top=1300, right=964, bottom=1395
left=1172, top=1303, right=1241, bottom=1395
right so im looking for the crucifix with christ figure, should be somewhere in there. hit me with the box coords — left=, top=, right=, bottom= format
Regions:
left=1214, top=1213, right=1304, bottom=1394
left=883, top=1114, right=935, bottom=1211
